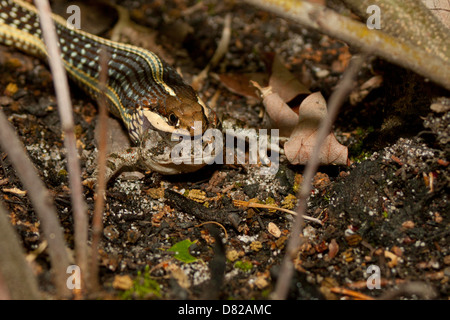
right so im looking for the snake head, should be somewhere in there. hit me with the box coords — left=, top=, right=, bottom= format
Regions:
left=126, top=88, right=220, bottom=175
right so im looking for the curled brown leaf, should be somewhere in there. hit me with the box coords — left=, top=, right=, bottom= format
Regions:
left=284, top=92, right=348, bottom=165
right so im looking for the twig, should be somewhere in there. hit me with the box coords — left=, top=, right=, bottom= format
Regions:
left=191, top=13, right=231, bottom=91
left=34, top=0, right=88, bottom=292
left=340, top=0, right=450, bottom=62
left=0, top=110, right=70, bottom=298
left=89, top=48, right=110, bottom=293
left=233, top=200, right=323, bottom=225
left=243, top=0, right=450, bottom=90
left=0, top=200, right=41, bottom=299
left=271, top=54, right=367, bottom=300
left=195, top=221, right=228, bottom=240
left=25, top=240, right=48, bottom=263
left=330, top=287, right=375, bottom=300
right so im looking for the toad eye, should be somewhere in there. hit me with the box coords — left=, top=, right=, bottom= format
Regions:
left=167, top=113, right=179, bottom=127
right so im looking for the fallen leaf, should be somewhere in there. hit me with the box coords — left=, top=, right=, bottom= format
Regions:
left=218, top=73, right=268, bottom=99
left=220, top=51, right=311, bottom=105
left=423, top=0, right=450, bottom=28
left=284, top=92, right=349, bottom=165
left=268, top=53, right=310, bottom=103
left=251, top=81, right=299, bottom=136
left=384, top=250, right=400, bottom=268
left=267, top=222, right=281, bottom=238
left=327, top=239, right=339, bottom=260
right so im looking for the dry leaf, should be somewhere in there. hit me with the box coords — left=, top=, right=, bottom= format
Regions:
left=267, top=222, right=281, bottom=238
left=284, top=92, right=348, bottom=165
left=219, top=52, right=309, bottom=103
left=327, top=239, right=339, bottom=260
left=422, top=0, right=450, bottom=28
left=218, top=73, right=268, bottom=99
left=268, top=53, right=310, bottom=103
left=251, top=81, right=299, bottom=136
left=384, top=250, right=399, bottom=268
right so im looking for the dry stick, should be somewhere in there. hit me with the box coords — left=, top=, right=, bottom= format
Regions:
left=272, top=54, right=367, bottom=300
left=89, top=49, right=109, bottom=293
left=339, top=0, right=450, bottom=62
left=0, top=200, right=41, bottom=299
left=0, top=111, right=70, bottom=298
left=233, top=200, right=323, bottom=225
left=33, top=0, right=88, bottom=291
left=191, top=13, right=231, bottom=91
left=243, top=0, right=450, bottom=90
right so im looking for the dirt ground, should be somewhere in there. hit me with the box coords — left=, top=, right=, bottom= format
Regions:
left=0, top=0, right=448, bottom=300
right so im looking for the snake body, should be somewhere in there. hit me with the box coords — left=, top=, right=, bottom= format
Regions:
left=0, top=0, right=219, bottom=175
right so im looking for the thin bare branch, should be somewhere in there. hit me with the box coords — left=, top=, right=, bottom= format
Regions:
left=0, top=110, right=70, bottom=298
left=233, top=199, right=323, bottom=225
left=243, top=0, right=450, bottom=90
left=89, top=48, right=110, bottom=293
left=271, top=54, right=367, bottom=300
left=33, top=0, right=88, bottom=292
left=191, top=13, right=231, bottom=91
left=0, top=200, right=41, bottom=299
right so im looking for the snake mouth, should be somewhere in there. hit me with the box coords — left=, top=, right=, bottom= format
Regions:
left=141, top=140, right=219, bottom=175
left=139, top=123, right=222, bottom=175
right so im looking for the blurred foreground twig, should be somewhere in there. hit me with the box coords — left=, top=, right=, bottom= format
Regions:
left=88, top=49, right=110, bottom=293
left=34, top=0, right=88, bottom=293
left=0, top=110, right=70, bottom=298
left=0, top=201, right=40, bottom=299
left=272, top=54, right=367, bottom=300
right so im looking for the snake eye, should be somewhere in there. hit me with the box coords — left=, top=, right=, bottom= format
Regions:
left=168, top=113, right=179, bottom=127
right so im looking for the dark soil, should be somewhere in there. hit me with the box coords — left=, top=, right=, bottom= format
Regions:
left=0, top=0, right=448, bottom=300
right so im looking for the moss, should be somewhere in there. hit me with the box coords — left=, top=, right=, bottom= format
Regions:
left=120, top=266, right=161, bottom=300
left=349, top=126, right=375, bottom=162
left=234, top=260, right=253, bottom=272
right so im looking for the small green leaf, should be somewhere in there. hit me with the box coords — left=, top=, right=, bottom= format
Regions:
left=168, top=239, right=197, bottom=263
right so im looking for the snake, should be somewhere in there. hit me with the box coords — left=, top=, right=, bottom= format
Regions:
left=0, top=0, right=220, bottom=179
